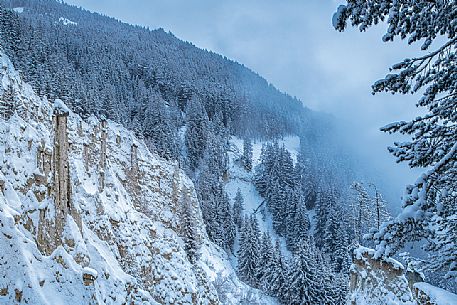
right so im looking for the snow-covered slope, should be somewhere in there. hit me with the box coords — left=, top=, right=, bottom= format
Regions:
left=0, top=50, right=271, bottom=304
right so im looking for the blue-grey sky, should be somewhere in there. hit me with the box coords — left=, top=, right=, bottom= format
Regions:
left=65, top=0, right=423, bottom=202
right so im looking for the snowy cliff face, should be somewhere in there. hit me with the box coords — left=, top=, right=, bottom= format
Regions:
left=349, top=247, right=417, bottom=305
left=348, top=247, right=457, bottom=305
left=0, top=51, right=265, bottom=304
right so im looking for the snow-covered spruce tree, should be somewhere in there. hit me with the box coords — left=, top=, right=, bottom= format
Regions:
left=142, top=93, right=178, bottom=160
left=260, top=238, right=286, bottom=298
left=185, top=97, right=208, bottom=171
left=0, top=85, right=16, bottom=120
left=233, top=188, right=244, bottom=230
left=350, top=182, right=372, bottom=245
left=297, top=149, right=318, bottom=210
left=195, top=114, right=235, bottom=253
left=242, top=137, right=253, bottom=171
left=284, top=238, right=320, bottom=305
left=197, top=166, right=234, bottom=253
left=256, top=232, right=274, bottom=287
left=269, top=183, right=288, bottom=236
left=314, top=185, right=339, bottom=248
left=285, top=190, right=310, bottom=252
left=0, top=5, right=20, bottom=55
left=178, top=186, right=201, bottom=264
left=254, top=142, right=303, bottom=238
left=369, top=184, right=391, bottom=231
left=334, top=1, right=457, bottom=280
left=253, top=143, right=275, bottom=197
left=314, top=251, right=338, bottom=304
left=237, top=215, right=261, bottom=288
left=272, top=240, right=288, bottom=301
left=323, top=207, right=351, bottom=273
left=220, top=192, right=236, bottom=254
left=198, top=173, right=235, bottom=253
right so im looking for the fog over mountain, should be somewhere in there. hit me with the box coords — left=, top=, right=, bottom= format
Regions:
left=65, top=0, right=423, bottom=203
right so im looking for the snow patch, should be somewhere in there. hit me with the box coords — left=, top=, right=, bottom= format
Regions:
left=58, top=17, right=78, bottom=26
left=12, top=7, right=24, bottom=14
left=53, top=99, right=70, bottom=115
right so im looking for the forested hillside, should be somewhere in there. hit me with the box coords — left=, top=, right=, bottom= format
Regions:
left=0, top=0, right=455, bottom=304
left=0, top=0, right=309, bottom=150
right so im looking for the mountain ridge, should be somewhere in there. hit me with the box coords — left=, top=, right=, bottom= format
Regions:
left=0, top=0, right=314, bottom=144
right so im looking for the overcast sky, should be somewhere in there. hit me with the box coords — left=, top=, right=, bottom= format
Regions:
left=65, top=0, right=424, bottom=203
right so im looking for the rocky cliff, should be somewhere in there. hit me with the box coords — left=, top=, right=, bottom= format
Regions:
left=0, top=50, right=272, bottom=304
left=349, top=247, right=457, bottom=305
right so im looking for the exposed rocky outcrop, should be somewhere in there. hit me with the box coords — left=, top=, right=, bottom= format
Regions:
left=53, top=103, right=72, bottom=248
left=98, top=119, right=107, bottom=190
left=0, top=50, right=267, bottom=304
left=349, top=247, right=457, bottom=305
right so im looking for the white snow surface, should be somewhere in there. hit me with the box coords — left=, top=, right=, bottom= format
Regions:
left=53, top=98, right=70, bottom=115
left=58, top=17, right=78, bottom=26
left=355, top=246, right=405, bottom=271
left=349, top=247, right=457, bottom=305
left=0, top=50, right=273, bottom=304
left=12, top=7, right=24, bottom=13
left=414, top=282, right=457, bottom=305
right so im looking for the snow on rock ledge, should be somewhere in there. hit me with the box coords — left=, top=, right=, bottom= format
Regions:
left=413, top=283, right=457, bottom=305
left=349, top=246, right=457, bottom=305
left=349, top=246, right=416, bottom=305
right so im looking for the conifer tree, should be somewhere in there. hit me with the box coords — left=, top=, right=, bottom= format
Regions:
left=185, top=97, right=208, bottom=170
left=0, top=85, right=15, bottom=120
left=220, top=192, right=236, bottom=253
left=284, top=238, right=320, bottom=304
left=143, top=94, right=178, bottom=160
left=257, top=232, right=274, bottom=287
left=178, top=186, right=200, bottom=264
left=369, top=184, right=391, bottom=231
left=237, top=215, right=260, bottom=288
left=242, top=137, right=253, bottom=171
left=350, top=182, right=372, bottom=245
left=335, top=0, right=457, bottom=279
left=314, top=251, right=339, bottom=304
left=323, top=208, right=342, bottom=254
left=197, top=165, right=234, bottom=253
left=297, top=151, right=318, bottom=210
left=271, top=240, right=287, bottom=301
left=314, top=185, right=332, bottom=248
left=233, top=188, right=244, bottom=230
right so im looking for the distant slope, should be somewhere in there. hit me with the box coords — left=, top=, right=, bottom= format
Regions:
left=0, top=0, right=311, bottom=142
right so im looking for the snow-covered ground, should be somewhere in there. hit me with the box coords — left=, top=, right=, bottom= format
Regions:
left=58, top=17, right=78, bottom=26
left=12, top=7, right=24, bottom=14
left=0, top=49, right=273, bottom=304
left=350, top=247, right=457, bottom=305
